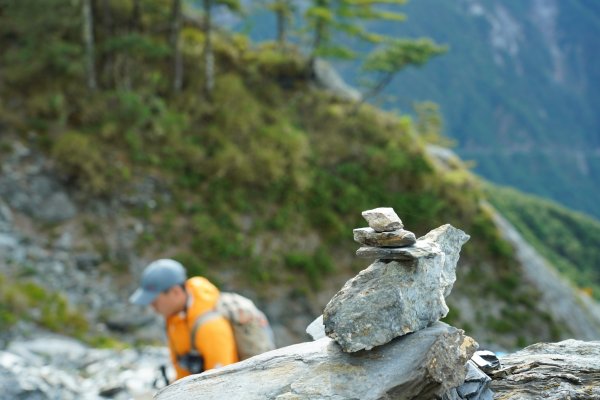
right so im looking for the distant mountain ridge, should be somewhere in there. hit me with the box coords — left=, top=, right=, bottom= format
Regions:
left=352, top=0, right=600, bottom=218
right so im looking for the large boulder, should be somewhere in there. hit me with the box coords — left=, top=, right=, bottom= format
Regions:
left=156, top=322, right=477, bottom=400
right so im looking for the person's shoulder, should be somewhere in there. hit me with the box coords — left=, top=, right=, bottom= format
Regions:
left=187, top=277, right=220, bottom=316
left=186, top=276, right=218, bottom=293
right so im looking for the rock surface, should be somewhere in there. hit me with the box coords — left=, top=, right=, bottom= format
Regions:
left=0, top=333, right=173, bottom=400
left=324, top=224, right=470, bottom=352
left=489, top=339, right=600, bottom=399
left=353, top=227, right=416, bottom=247
left=442, top=361, right=494, bottom=400
left=361, top=207, right=404, bottom=232
left=155, top=322, right=477, bottom=400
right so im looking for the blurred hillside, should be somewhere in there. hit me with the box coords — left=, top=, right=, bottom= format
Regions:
left=0, top=0, right=599, bottom=355
left=339, top=0, right=600, bottom=219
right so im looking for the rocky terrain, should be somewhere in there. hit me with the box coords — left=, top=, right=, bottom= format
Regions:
left=0, top=335, right=172, bottom=400
left=2, top=139, right=600, bottom=398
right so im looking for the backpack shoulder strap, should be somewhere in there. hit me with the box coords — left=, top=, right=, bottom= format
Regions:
left=190, top=310, right=222, bottom=353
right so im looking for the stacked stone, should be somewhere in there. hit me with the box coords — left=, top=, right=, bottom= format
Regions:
left=353, top=207, right=417, bottom=258
left=155, top=207, right=492, bottom=400
left=322, top=206, right=472, bottom=353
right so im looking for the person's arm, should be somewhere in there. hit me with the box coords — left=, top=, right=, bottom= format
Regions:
left=194, top=316, right=239, bottom=370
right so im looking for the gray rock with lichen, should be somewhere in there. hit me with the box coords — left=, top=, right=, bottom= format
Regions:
left=353, top=227, right=416, bottom=247
left=361, top=207, right=404, bottom=232
left=324, top=224, right=470, bottom=352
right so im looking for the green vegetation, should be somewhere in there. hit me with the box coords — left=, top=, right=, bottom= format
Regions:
left=0, top=0, right=594, bottom=350
left=487, top=184, right=600, bottom=301
left=0, top=273, right=88, bottom=338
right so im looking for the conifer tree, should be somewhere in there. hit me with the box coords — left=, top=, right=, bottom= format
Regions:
left=305, top=0, right=406, bottom=62
left=301, top=1, right=446, bottom=105
left=361, top=38, right=446, bottom=103
left=170, top=0, right=183, bottom=92
left=266, top=0, right=295, bottom=48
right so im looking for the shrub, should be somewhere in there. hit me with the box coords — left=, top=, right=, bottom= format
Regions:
left=51, top=131, right=115, bottom=194
left=0, top=273, right=89, bottom=338
left=284, top=247, right=334, bottom=289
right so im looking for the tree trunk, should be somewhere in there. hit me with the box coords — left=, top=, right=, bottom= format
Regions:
left=276, top=1, right=286, bottom=48
left=98, top=0, right=113, bottom=88
left=130, top=0, right=141, bottom=32
left=100, top=0, right=112, bottom=30
left=202, top=0, right=214, bottom=99
left=82, top=0, right=97, bottom=91
left=309, top=0, right=327, bottom=69
left=170, top=0, right=183, bottom=92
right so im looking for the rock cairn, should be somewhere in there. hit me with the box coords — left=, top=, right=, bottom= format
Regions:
left=353, top=207, right=416, bottom=250
left=323, top=207, right=469, bottom=352
left=157, top=207, right=488, bottom=400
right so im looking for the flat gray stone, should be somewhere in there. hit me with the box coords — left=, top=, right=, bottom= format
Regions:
left=353, top=227, right=416, bottom=247
left=361, top=207, right=403, bottom=232
left=356, top=240, right=437, bottom=260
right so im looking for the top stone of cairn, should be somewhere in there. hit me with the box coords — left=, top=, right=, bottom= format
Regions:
left=361, top=207, right=403, bottom=232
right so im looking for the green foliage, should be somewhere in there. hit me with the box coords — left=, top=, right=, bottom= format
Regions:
left=487, top=184, right=600, bottom=300
left=363, top=38, right=447, bottom=74
left=361, top=38, right=446, bottom=100
left=470, top=207, right=514, bottom=260
left=0, top=1, right=582, bottom=350
left=0, top=273, right=88, bottom=338
left=189, top=211, right=251, bottom=264
left=173, top=253, right=208, bottom=280
left=284, top=246, right=334, bottom=289
left=0, top=0, right=83, bottom=90
left=200, top=73, right=311, bottom=190
left=413, top=101, right=454, bottom=147
left=305, top=0, right=408, bottom=61
left=51, top=132, right=117, bottom=195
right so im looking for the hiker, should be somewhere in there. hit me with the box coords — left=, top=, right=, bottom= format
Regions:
left=129, top=259, right=239, bottom=381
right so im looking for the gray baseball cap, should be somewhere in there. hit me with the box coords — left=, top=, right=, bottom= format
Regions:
left=129, top=259, right=187, bottom=306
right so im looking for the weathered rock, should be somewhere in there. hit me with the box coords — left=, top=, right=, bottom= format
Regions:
left=305, top=315, right=326, bottom=340
left=489, top=339, right=600, bottom=399
left=356, top=240, right=436, bottom=259
left=361, top=207, right=403, bottom=232
left=311, top=58, right=362, bottom=102
left=0, top=199, right=13, bottom=232
left=0, top=334, right=172, bottom=400
left=353, top=227, right=416, bottom=247
left=442, top=361, right=494, bottom=400
left=74, top=252, right=102, bottom=271
left=325, top=224, right=470, bottom=352
left=156, top=322, right=477, bottom=400
left=0, top=174, right=77, bottom=223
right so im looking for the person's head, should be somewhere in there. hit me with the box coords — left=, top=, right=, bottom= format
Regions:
left=129, top=259, right=188, bottom=318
